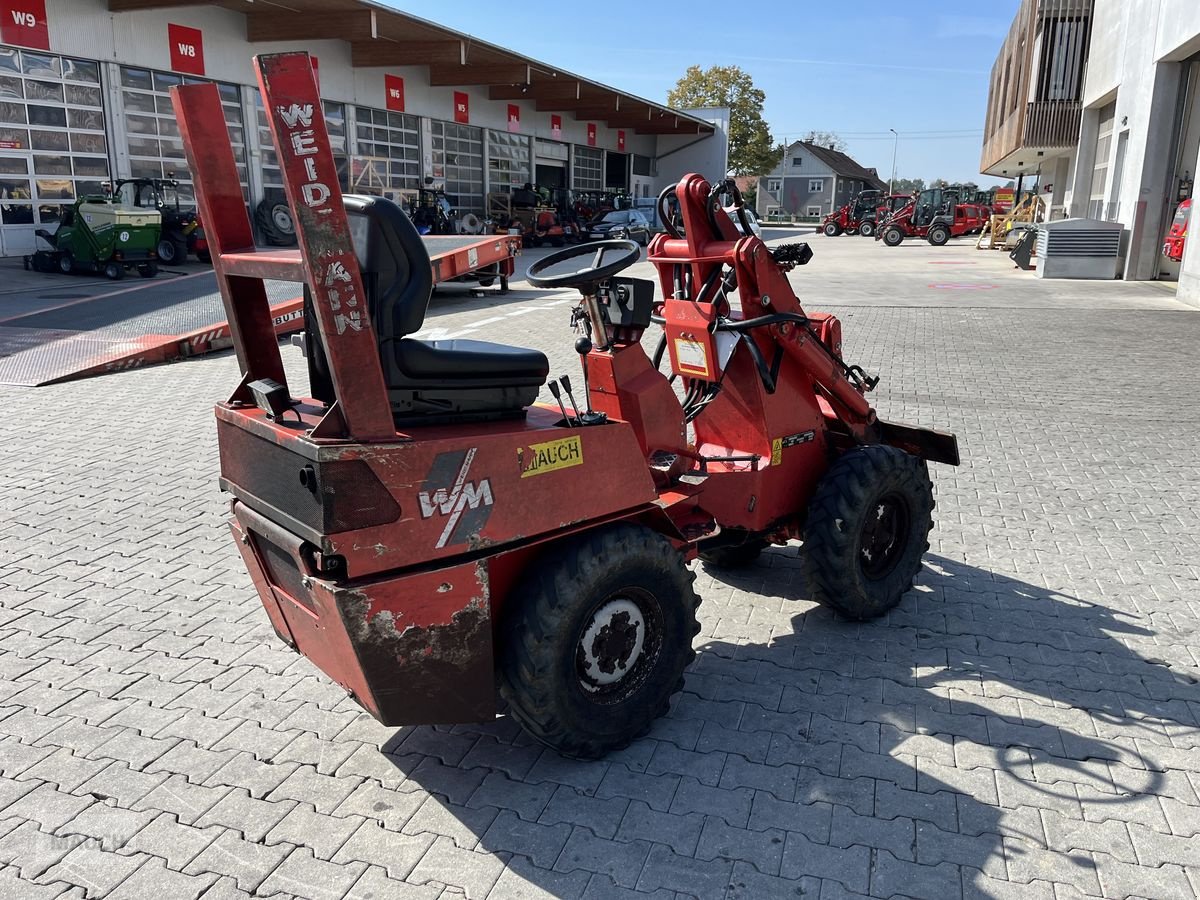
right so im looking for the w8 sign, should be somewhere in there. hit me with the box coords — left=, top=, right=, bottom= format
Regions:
left=1, top=0, right=49, bottom=51
left=168, top=23, right=206, bottom=76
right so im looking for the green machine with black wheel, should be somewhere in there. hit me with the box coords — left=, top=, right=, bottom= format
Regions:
left=26, top=194, right=161, bottom=280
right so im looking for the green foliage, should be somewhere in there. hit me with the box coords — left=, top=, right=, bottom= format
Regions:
left=802, top=131, right=848, bottom=152
left=668, top=65, right=778, bottom=176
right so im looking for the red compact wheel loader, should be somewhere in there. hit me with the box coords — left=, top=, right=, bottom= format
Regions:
left=877, top=188, right=973, bottom=247
left=174, top=53, right=960, bottom=759
left=821, top=189, right=883, bottom=237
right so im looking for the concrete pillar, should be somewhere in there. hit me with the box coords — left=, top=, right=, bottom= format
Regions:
left=1127, top=62, right=1182, bottom=281
left=1050, top=155, right=1072, bottom=218
left=1067, top=106, right=1101, bottom=218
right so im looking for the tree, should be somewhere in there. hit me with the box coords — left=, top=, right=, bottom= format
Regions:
left=668, top=65, right=778, bottom=176
left=802, top=131, right=848, bottom=152
left=890, top=177, right=926, bottom=194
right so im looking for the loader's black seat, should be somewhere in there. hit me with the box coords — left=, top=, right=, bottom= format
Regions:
left=307, top=195, right=548, bottom=423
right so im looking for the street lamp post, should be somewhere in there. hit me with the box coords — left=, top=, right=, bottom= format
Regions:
left=889, top=128, right=899, bottom=194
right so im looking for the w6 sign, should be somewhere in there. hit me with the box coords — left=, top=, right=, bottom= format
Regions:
left=168, top=23, right=206, bottom=76
left=1, top=0, right=49, bottom=51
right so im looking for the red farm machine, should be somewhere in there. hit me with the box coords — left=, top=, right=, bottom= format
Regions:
left=876, top=188, right=974, bottom=247
left=174, top=53, right=960, bottom=758
left=822, top=189, right=884, bottom=237
left=1163, top=197, right=1191, bottom=263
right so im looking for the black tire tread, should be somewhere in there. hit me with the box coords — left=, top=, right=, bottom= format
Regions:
left=499, top=523, right=700, bottom=759
left=801, top=445, right=933, bottom=621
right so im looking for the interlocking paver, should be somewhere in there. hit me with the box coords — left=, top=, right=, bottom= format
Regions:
left=3, top=244, right=1199, bottom=899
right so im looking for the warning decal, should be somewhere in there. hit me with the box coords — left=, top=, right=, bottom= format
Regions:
left=520, top=435, right=583, bottom=478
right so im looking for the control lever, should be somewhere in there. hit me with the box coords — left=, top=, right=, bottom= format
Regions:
left=548, top=380, right=573, bottom=426
left=565, top=346, right=608, bottom=425
left=559, top=374, right=584, bottom=423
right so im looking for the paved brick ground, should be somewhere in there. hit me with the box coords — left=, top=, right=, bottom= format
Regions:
left=1, top=237, right=1198, bottom=899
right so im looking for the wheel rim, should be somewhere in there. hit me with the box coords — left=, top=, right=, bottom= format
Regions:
left=858, top=491, right=911, bottom=579
left=272, top=207, right=294, bottom=232
left=59, top=255, right=71, bottom=273
left=158, top=240, right=174, bottom=262
left=575, top=589, right=663, bottom=703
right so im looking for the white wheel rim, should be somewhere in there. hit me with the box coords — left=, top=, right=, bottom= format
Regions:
left=578, top=598, right=645, bottom=690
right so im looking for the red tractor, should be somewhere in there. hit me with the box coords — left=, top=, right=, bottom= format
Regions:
left=877, top=188, right=972, bottom=247
left=822, top=189, right=884, bottom=237
left=173, top=53, right=959, bottom=758
left=1163, top=198, right=1191, bottom=262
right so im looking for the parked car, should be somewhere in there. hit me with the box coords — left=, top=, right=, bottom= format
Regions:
left=634, top=197, right=663, bottom=235
left=585, top=209, right=651, bottom=245
left=727, top=206, right=763, bottom=238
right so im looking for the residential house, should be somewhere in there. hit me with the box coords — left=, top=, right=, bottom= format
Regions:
left=756, top=142, right=887, bottom=220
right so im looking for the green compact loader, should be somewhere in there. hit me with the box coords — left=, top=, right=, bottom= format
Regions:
left=26, top=194, right=161, bottom=280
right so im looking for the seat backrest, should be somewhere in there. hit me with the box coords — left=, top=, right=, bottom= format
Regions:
left=343, top=194, right=434, bottom=340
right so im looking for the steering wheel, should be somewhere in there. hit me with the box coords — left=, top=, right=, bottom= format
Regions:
left=526, top=239, right=640, bottom=290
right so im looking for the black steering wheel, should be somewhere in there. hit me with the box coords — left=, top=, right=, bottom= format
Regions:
left=526, top=239, right=640, bottom=290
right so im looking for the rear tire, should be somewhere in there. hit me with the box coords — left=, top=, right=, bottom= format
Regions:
left=859, top=221, right=875, bottom=238
left=499, top=523, right=700, bottom=759
left=801, top=446, right=933, bottom=621
left=928, top=225, right=950, bottom=246
left=823, top=222, right=841, bottom=237
left=156, top=239, right=185, bottom=265
left=58, top=252, right=73, bottom=274
left=104, top=262, right=125, bottom=280
left=882, top=226, right=904, bottom=247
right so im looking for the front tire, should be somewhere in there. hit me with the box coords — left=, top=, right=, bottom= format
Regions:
left=58, top=252, right=73, bottom=274
left=859, top=221, right=875, bottom=238
left=928, top=225, right=950, bottom=246
left=104, top=262, right=125, bottom=280
left=499, top=523, right=700, bottom=759
left=882, top=226, right=904, bottom=247
left=156, top=239, right=185, bottom=265
left=801, top=446, right=933, bottom=621
left=823, top=222, right=842, bottom=237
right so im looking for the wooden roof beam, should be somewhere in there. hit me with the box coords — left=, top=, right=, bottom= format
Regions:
left=247, top=10, right=378, bottom=42
left=108, top=0, right=193, bottom=9
left=489, top=81, right=580, bottom=101
left=350, top=40, right=465, bottom=67
left=428, top=64, right=531, bottom=86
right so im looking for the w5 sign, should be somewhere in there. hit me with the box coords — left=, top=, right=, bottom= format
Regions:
left=1, top=0, right=49, bottom=52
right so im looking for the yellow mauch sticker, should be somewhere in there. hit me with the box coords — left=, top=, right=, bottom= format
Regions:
left=521, top=435, right=584, bottom=478
left=771, top=438, right=782, bottom=466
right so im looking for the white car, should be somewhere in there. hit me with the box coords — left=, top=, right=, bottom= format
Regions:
left=726, top=206, right=763, bottom=238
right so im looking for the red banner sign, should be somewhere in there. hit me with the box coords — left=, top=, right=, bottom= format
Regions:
left=507, top=104, right=520, bottom=133
left=550, top=114, right=562, bottom=140
left=587, top=123, right=596, bottom=147
left=1, top=0, right=49, bottom=51
left=617, top=130, right=626, bottom=152
left=168, top=23, right=205, bottom=76
left=385, top=74, right=405, bottom=112
left=453, top=91, right=469, bottom=124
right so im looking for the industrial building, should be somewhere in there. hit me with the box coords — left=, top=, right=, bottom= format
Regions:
left=980, top=0, right=1200, bottom=306
left=0, top=0, right=727, bottom=257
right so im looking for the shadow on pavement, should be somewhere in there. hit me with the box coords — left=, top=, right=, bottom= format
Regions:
left=379, top=551, right=1192, bottom=898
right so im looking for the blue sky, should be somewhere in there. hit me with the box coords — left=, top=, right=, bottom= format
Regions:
left=386, top=1, right=1021, bottom=186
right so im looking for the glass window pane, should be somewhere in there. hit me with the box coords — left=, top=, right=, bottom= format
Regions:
left=76, top=180, right=107, bottom=197
left=73, top=157, right=108, bottom=177
left=0, top=157, right=25, bottom=174
left=38, top=203, right=63, bottom=224
left=0, top=127, right=28, bottom=148
left=0, top=76, right=22, bottom=100
left=70, top=132, right=106, bottom=154
left=0, top=50, right=18, bottom=74
left=37, top=179, right=73, bottom=199
left=21, top=53, right=59, bottom=77
left=68, top=109, right=104, bottom=131
left=28, top=105, right=67, bottom=127
left=158, top=117, right=179, bottom=138
left=126, top=114, right=156, bottom=135
left=126, top=136, right=160, bottom=157
left=130, top=159, right=161, bottom=178
left=154, top=94, right=175, bottom=116
left=2, top=203, right=33, bottom=224
left=217, top=83, right=239, bottom=103
left=66, top=84, right=102, bottom=108
left=123, top=91, right=156, bottom=114
left=30, top=130, right=68, bottom=151
left=153, top=72, right=182, bottom=92
left=63, top=59, right=100, bottom=84
left=33, top=155, right=70, bottom=175
left=0, top=102, right=25, bottom=124
left=121, top=68, right=153, bottom=90
left=26, top=80, right=63, bottom=103
left=0, top=178, right=31, bottom=197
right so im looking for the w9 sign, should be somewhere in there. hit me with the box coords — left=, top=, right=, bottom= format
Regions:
left=1, top=0, right=49, bottom=51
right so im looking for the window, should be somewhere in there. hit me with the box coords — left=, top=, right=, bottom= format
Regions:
left=808, top=179, right=824, bottom=193
left=351, top=107, right=420, bottom=202
left=124, top=67, right=246, bottom=202
left=807, top=206, right=822, bottom=217
left=431, top=120, right=484, bottom=214
left=573, top=145, right=603, bottom=192
left=486, top=130, right=530, bottom=195
left=766, top=206, right=782, bottom=219
left=766, top=178, right=781, bottom=193
left=791, top=156, right=802, bottom=167
left=0, top=49, right=108, bottom=226
left=1089, top=102, right=1115, bottom=218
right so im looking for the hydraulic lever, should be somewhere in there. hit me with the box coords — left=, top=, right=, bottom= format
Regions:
left=548, top=380, right=573, bottom=425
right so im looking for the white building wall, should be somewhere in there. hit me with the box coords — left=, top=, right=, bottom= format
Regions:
left=1065, top=0, right=1200, bottom=305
